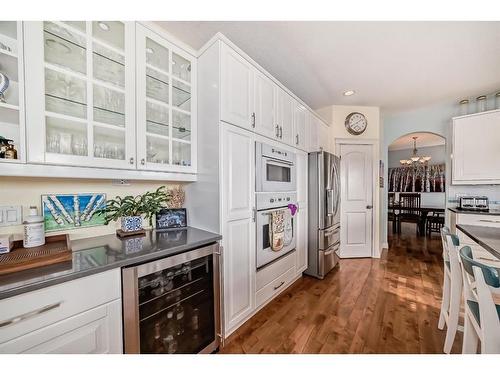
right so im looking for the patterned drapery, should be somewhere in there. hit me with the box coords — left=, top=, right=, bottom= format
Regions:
left=388, top=163, right=445, bottom=192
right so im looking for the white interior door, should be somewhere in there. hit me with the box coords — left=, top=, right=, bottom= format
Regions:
left=339, top=143, right=373, bottom=258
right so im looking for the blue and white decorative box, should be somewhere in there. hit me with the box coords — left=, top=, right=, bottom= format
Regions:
left=120, top=216, right=143, bottom=232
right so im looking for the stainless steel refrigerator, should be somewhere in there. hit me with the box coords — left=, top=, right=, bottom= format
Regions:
left=304, top=151, right=340, bottom=279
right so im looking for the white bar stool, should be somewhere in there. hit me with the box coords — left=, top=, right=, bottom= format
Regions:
left=438, top=227, right=463, bottom=353
left=459, top=245, right=500, bottom=354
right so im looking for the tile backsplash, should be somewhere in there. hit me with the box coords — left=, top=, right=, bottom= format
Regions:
left=0, top=177, right=185, bottom=240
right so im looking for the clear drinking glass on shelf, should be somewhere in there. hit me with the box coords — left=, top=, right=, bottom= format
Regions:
left=93, top=125, right=125, bottom=160
left=93, top=43, right=125, bottom=87
left=45, top=68, right=87, bottom=118
left=146, top=101, right=169, bottom=136
left=46, top=116, right=87, bottom=156
left=172, top=110, right=191, bottom=141
left=93, top=84, right=125, bottom=126
left=146, top=68, right=169, bottom=104
left=476, top=95, right=487, bottom=112
left=172, top=141, right=191, bottom=166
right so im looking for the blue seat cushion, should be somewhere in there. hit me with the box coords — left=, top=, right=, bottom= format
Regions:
left=467, top=300, right=500, bottom=326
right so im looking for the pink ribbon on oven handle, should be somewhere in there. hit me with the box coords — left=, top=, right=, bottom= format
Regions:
left=288, top=204, right=298, bottom=216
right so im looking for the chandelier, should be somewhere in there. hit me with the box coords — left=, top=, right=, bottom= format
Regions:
left=399, top=136, right=431, bottom=166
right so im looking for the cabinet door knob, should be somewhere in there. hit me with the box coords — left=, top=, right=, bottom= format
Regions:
left=141, top=158, right=145, bottom=165
left=129, top=157, right=134, bottom=165
left=275, top=125, right=280, bottom=138
left=296, top=134, right=299, bottom=145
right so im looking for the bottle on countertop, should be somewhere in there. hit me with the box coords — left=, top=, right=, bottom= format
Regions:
left=23, top=206, right=45, bottom=248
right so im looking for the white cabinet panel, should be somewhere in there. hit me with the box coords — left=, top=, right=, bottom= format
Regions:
left=318, top=120, right=330, bottom=152
left=297, top=151, right=308, bottom=205
left=296, top=205, right=308, bottom=274
left=135, top=23, right=197, bottom=173
left=293, top=101, right=307, bottom=151
left=0, top=300, right=122, bottom=354
left=307, top=112, right=319, bottom=152
left=223, top=217, right=255, bottom=333
left=277, top=88, right=294, bottom=146
left=221, top=124, right=255, bottom=222
left=453, top=110, right=500, bottom=184
left=220, top=43, right=254, bottom=130
left=254, top=70, right=276, bottom=139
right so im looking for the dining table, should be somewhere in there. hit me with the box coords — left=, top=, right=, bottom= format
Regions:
left=388, top=203, right=446, bottom=235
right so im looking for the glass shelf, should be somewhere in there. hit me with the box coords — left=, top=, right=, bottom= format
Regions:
left=172, top=79, right=190, bottom=111
left=146, top=68, right=169, bottom=104
left=172, top=110, right=191, bottom=141
left=172, top=52, right=191, bottom=83
left=146, top=37, right=168, bottom=74
left=43, top=22, right=86, bottom=75
left=93, top=42, right=125, bottom=88
left=93, top=84, right=125, bottom=127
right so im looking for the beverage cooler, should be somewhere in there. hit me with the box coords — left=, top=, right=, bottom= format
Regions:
left=122, top=243, right=222, bottom=354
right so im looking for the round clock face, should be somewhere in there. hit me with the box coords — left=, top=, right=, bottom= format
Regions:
left=345, top=112, right=368, bottom=135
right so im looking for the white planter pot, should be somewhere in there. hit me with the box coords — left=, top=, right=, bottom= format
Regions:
left=120, top=216, right=143, bottom=232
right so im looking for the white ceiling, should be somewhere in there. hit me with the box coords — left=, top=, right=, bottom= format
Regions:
left=388, top=132, right=445, bottom=151
left=155, top=21, right=500, bottom=113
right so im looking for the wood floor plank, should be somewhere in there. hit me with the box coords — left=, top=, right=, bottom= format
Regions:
left=220, top=224, right=463, bottom=354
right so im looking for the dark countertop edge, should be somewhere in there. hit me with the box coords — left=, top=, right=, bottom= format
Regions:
left=0, top=232, right=222, bottom=301
left=448, top=207, right=500, bottom=216
left=456, top=224, right=500, bottom=260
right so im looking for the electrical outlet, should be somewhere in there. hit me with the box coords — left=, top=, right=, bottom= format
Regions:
left=112, top=179, right=131, bottom=186
left=0, top=206, right=22, bottom=227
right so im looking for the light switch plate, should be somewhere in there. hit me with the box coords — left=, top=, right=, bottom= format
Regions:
left=0, top=206, right=22, bottom=227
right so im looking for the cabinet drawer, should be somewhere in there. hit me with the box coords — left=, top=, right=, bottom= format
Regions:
left=457, top=214, right=500, bottom=228
left=0, top=300, right=122, bottom=353
left=256, top=266, right=295, bottom=308
left=256, top=251, right=295, bottom=291
left=0, top=269, right=121, bottom=344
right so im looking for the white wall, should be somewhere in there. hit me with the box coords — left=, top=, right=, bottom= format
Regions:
left=317, top=104, right=383, bottom=256
left=0, top=177, right=184, bottom=240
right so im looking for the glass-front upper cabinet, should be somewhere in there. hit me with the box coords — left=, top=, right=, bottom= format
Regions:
left=24, top=21, right=136, bottom=168
left=135, top=24, right=196, bottom=173
left=0, top=21, right=25, bottom=163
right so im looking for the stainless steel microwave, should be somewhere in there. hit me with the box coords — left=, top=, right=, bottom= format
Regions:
left=255, top=142, right=296, bottom=192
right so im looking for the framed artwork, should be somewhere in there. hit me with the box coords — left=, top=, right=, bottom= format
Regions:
left=156, top=208, right=187, bottom=230
left=41, top=193, right=106, bottom=232
left=388, top=164, right=445, bottom=193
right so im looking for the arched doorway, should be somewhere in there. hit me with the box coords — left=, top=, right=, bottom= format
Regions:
left=386, top=132, right=447, bottom=237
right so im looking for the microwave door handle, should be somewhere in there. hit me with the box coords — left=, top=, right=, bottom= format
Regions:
left=263, top=156, right=294, bottom=166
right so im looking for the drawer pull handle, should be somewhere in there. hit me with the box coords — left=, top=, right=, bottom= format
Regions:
left=0, top=302, right=62, bottom=329
left=274, top=281, right=285, bottom=290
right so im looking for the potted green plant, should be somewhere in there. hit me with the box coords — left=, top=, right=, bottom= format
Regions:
left=102, top=186, right=171, bottom=233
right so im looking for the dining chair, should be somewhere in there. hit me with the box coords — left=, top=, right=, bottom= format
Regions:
left=388, top=193, right=397, bottom=234
left=438, top=227, right=463, bottom=353
left=397, top=193, right=421, bottom=235
left=459, top=246, right=500, bottom=354
left=427, top=211, right=445, bottom=237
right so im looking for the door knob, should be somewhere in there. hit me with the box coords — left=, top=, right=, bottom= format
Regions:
left=366, top=205, right=373, bottom=209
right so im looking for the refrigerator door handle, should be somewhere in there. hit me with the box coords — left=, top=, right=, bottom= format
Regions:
left=326, top=189, right=335, bottom=216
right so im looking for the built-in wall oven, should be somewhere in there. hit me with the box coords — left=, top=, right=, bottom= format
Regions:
left=122, top=242, right=222, bottom=354
left=256, top=142, right=296, bottom=192
left=256, top=192, right=297, bottom=269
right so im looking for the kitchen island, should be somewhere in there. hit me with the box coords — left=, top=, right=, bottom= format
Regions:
left=456, top=224, right=500, bottom=260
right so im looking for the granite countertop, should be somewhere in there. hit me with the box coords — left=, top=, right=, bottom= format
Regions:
left=0, top=227, right=221, bottom=300
left=456, top=224, right=500, bottom=259
left=448, top=207, right=500, bottom=216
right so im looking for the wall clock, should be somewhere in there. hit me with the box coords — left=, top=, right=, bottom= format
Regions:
left=345, top=112, right=367, bottom=135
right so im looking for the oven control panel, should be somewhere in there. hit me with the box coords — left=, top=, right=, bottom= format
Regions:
left=256, top=192, right=297, bottom=210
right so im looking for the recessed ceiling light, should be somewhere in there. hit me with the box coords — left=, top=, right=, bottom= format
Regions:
left=343, top=90, right=355, bottom=96
left=146, top=47, right=154, bottom=54
left=98, top=22, right=109, bottom=31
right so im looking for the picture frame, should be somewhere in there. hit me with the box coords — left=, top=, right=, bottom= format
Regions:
left=155, top=208, right=187, bottom=230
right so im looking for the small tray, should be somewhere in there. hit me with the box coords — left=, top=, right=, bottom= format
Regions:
left=116, top=229, right=146, bottom=238
left=0, top=234, right=72, bottom=276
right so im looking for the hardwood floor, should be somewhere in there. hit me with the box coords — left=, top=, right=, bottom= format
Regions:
left=220, top=223, right=462, bottom=354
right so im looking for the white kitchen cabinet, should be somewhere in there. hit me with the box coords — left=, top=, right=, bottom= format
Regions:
left=318, top=119, right=330, bottom=152
left=220, top=43, right=254, bottom=130
left=220, top=123, right=255, bottom=335
left=307, top=113, right=319, bottom=152
left=136, top=24, right=197, bottom=173
left=277, top=87, right=295, bottom=146
left=253, top=69, right=277, bottom=139
left=24, top=21, right=136, bottom=169
left=0, top=269, right=122, bottom=354
left=452, top=110, right=500, bottom=184
left=0, top=300, right=122, bottom=354
left=293, top=101, right=307, bottom=151
left=0, top=21, right=26, bottom=164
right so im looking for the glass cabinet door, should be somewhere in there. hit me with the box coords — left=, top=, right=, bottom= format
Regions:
left=24, top=21, right=135, bottom=168
left=136, top=24, right=196, bottom=173
left=0, top=21, right=25, bottom=163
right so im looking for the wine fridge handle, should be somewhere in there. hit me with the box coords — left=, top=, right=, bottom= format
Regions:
left=214, top=243, right=225, bottom=348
